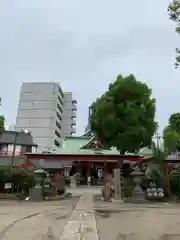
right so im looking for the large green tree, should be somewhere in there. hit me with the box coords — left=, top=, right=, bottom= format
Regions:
left=168, top=0, right=180, bottom=68
left=91, top=75, right=156, bottom=154
left=163, top=112, right=180, bottom=152
left=0, top=97, right=5, bottom=132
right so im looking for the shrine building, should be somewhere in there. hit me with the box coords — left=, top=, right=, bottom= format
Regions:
left=25, top=131, right=142, bottom=185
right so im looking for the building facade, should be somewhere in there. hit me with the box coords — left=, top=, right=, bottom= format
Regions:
left=15, top=82, right=77, bottom=152
left=0, top=130, right=37, bottom=166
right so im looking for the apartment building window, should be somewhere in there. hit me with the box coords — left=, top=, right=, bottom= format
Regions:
left=56, top=120, right=61, bottom=130
left=56, top=111, right=62, bottom=121
left=57, top=95, right=63, bottom=106
left=54, top=139, right=60, bottom=147
left=72, top=100, right=77, bottom=104
left=21, top=145, right=32, bottom=153
left=55, top=129, right=61, bottom=138
left=57, top=103, right=63, bottom=114
left=72, top=105, right=77, bottom=112
left=58, top=86, right=64, bottom=98
left=0, top=144, right=8, bottom=153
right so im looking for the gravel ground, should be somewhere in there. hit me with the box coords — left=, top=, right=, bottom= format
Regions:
left=0, top=197, right=79, bottom=240
left=94, top=198, right=180, bottom=240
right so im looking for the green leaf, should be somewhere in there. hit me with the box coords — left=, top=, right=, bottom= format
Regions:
left=168, top=0, right=180, bottom=68
left=91, top=74, right=156, bottom=153
left=163, top=112, right=180, bottom=152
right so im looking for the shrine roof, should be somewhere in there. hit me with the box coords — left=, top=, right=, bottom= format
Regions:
left=26, top=135, right=141, bottom=158
left=54, top=135, right=121, bottom=155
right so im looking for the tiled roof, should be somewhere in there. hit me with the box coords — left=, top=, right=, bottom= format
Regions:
left=0, top=131, right=37, bottom=146
left=138, top=147, right=153, bottom=158
left=50, top=136, right=140, bottom=157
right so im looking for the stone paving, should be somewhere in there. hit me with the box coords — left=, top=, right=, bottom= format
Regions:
left=0, top=198, right=78, bottom=240
left=94, top=200, right=180, bottom=240
left=60, top=193, right=99, bottom=240
left=1, top=194, right=180, bottom=239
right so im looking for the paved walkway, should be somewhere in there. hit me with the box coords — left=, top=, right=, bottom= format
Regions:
left=2, top=193, right=180, bottom=239
left=94, top=201, right=180, bottom=240
left=60, top=193, right=99, bottom=240
left=0, top=198, right=78, bottom=240
left=67, top=186, right=101, bottom=196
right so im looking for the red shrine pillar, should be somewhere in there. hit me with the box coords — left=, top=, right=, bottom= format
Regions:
left=165, top=162, right=171, bottom=196
left=136, top=157, right=141, bottom=168
left=24, top=155, right=28, bottom=167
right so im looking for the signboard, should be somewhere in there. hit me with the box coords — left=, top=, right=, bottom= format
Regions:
left=5, top=183, right=12, bottom=189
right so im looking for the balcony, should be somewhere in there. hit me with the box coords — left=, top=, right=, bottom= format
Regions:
left=72, top=105, right=77, bottom=111
left=72, top=100, right=77, bottom=104
left=71, top=118, right=76, bottom=125
left=57, top=94, right=63, bottom=106
left=54, top=139, right=60, bottom=147
left=70, top=131, right=76, bottom=135
left=55, top=129, right=61, bottom=139
left=57, top=103, right=63, bottom=114
left=56, top=111, right=62, bottom=122
left=72, top=111, right=76, bottom=117
left=71, top=123, right=76, bottom=128
left=56, top=120, right=61, bottom=131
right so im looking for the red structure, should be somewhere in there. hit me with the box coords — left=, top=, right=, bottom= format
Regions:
left=164, top=157, right=180, bottom=196
left=25, top=153, right=142, bottom=163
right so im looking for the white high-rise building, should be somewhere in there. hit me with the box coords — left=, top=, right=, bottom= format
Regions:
left=15, top=82, right=77, bottom=152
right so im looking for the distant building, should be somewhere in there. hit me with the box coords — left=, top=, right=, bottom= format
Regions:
left=15, top=82, right=77, bottom=152
left=0, top=130, right=37, bottom=166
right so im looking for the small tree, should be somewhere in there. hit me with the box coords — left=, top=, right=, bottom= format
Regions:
left=163, top=113, right=180, bottom=152
left=168, top=0, right=180, bottom=68
left=91, top=75, right=156, bottom=153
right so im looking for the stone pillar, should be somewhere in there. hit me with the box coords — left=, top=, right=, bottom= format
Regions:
left=70, top=174, right=76, bottom=188
left=131, top=167, right=146, bottom=203
left=30, top=169, right=45, bottom=201
left=113, top=168, right=123, bottom=202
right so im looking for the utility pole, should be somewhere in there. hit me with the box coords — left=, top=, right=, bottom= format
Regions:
left=155, top=123, right=162, bottom=150
left=11, top=129, right=30, bottom=167
left=11, top=131, right=18, bottom=166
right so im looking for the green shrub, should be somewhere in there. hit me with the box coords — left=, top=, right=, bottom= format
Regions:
left=170, top=173, right=180, bottom=197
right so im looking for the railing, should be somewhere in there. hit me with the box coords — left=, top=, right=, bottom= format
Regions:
left=0, top=151, right=26, bottom=156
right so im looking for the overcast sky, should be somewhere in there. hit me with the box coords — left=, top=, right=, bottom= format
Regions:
left=0, top=0, right=179, bottom=135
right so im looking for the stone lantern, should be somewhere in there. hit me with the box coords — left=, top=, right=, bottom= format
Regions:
left=130, top=167, right=145, bottom=203
left=30, top=169, right=45, bottom=201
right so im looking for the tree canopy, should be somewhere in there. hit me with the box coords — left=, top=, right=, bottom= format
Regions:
left=168, top=0, right=180, bottom=68
left=91, top=75, right=156, bottom=154
left=163, top=112, right=180, bottom=152
left=0, top=97, right=5, bottom=132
